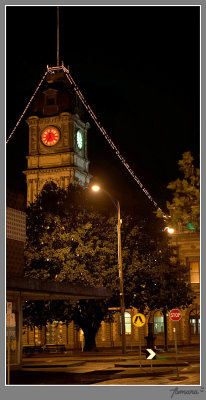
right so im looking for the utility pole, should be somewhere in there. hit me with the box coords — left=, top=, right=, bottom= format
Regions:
left=117, top=201, right=126, bottom=354
left=91, top=185, right=126, bottom=354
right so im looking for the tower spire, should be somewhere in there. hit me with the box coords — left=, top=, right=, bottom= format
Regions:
left=57, top=6, right=59, bottom=66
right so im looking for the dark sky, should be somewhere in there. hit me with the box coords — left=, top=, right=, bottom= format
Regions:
left=6, top=5, right=200, bottom=212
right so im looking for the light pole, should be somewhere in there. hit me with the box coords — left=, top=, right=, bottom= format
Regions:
left=91, top=185, right=126, bottom=354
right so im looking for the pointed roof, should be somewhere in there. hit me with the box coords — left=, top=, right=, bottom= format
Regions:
left=30, top=66, right=84, bottom=118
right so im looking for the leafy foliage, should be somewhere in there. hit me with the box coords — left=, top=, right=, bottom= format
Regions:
left=164, top=152, right=200, bottom=231
left=122, top=217, right=194, bottom=313
left=24, top=183, right=120, bottom=349
left=24, top=182, right=194, bottom=350
left=25, top=183, right=118, bottom=287
left=23, top=300, right=75, bottom=328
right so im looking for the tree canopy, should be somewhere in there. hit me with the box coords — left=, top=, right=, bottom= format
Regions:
left=156, top=151, right=200, bottom=231
left=24, top=182, right=194, bottom=350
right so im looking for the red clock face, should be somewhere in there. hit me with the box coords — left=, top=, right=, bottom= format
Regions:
left=41, top=127, right=60, bottom=146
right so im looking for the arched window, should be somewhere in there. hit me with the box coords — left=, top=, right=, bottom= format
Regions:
left=189, top=309, right=200, bottom=335
left=120, top=312, right=131, bottom=335
left=154, top=311, right=164, bottom=334
left=41, top=181, right=58, bottom=193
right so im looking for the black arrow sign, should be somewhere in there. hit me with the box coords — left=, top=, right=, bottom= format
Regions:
left=134, top=315, right=143, bottom=324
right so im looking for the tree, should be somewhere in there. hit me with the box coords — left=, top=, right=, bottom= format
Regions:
left=157, top=151, right=200, bottom=231
left=155, top=151, right=199, bottom=346
left=24, top=183, right=194, bottom=351
left=121, top=216, right=195, bottom=348
left=24, top=183, right=119, bottom=351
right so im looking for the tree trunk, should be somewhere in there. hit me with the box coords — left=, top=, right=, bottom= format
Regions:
left=82, top=327, right=98, bottom=352
left=163, top=310, right=168, bottom=350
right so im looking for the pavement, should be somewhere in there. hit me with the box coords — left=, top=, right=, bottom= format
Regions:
left=8, top=345, right=200, bottom=385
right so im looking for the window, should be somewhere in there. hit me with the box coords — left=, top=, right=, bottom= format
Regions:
left=190, top=262, right=200, bottom=283
left=120, top=312, right=131, bottom=335
left=154, top=311, right=164, bottom=334
left=190, top=309, right=200, bottom=335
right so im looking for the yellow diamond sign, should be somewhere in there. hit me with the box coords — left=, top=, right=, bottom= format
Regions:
left=132, top=313, right=146, bottom=327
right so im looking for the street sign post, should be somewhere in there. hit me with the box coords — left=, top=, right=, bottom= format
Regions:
left=170, top=308, right=182, bottom=379
left=132, top=313, right=146, bottom=368
left=146, top=348, right=156, bottom=371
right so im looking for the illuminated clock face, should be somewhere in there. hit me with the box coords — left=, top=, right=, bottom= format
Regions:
left=77, top=130, right=83, bottom=150
left=41, top=127, right=60, bottom=146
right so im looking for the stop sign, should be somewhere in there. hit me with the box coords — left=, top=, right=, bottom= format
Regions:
left=169, top=309, right=182, bottom=321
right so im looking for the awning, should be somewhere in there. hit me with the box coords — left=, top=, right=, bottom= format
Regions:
left=7, top=277, right=112, bottom=301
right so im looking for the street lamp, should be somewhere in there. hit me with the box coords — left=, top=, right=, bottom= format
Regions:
left=91, top=184, right=126, bottom=354
left=165, top=227, right=175, bottom=234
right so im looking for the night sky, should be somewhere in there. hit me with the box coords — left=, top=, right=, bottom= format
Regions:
left=6, top=5, right=200, bottom=212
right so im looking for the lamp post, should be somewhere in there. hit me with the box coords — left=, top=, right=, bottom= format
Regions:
left=91, top=185, right=126, bottom=354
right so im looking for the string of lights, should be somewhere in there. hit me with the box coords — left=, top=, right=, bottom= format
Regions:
left=6, top=71, right=48, bottom=144
left=62, top=66, right=159, bottom=209
left=6, top=63, right=160, bottom=210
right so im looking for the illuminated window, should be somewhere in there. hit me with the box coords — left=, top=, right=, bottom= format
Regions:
left=190, top=309, right=200, bottom=334
left=120, top=312, right=131, bottom=335
left=154, top=311, right=164, bottom=334
left=190, top=262, right=200, bottom=283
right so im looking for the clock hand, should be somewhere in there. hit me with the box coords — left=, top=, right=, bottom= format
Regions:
left=46, top=132, right=52, bottom=143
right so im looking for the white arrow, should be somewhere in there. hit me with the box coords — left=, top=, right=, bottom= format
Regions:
left=146, top=348, right=156, bottom=360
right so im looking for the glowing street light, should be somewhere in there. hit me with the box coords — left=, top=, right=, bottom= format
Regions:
left=91, top=184, right=126, bottom=354
left=91, top=184, right=100, bottom=192
left=165, top=227, right=175, bottom=234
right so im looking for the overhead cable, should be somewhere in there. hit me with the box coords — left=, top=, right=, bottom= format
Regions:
left=6, top=71, right=48, bottom=144
left=62, top=65, right=159, bottom=209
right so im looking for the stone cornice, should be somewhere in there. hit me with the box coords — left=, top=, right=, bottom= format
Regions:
left=23, top=166, right=75, bottom=175
left=23, top=165, right=91, bottom=177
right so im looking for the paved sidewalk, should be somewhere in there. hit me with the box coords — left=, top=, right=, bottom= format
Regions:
left=8, top=345, right=200, bottom=385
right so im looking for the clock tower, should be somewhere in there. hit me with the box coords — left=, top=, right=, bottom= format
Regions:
left=23, top=70, right=91, bottom=204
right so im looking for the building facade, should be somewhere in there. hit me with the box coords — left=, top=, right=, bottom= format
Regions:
left=170, top=230, right=200, bottom=345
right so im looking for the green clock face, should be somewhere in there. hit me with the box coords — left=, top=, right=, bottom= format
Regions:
left=77, top=130, right=83, bottom=150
